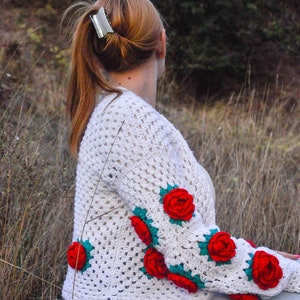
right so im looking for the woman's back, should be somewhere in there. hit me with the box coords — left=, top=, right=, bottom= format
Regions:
left=63, top=90, right=215, bottom=299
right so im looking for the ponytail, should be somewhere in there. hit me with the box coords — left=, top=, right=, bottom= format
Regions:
left=63, top=0, right=163, bottom=157
left=64, top=3, right=119, bottom=157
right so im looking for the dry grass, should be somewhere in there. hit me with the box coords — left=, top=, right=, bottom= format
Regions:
left=160, top=83, right=300, bottom=251
left=0, top=73, right=299, bottom=298
left=0, top=75, right=75, bottom=299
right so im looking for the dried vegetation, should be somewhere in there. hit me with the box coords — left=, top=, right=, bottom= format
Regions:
left=0, top=2, right=299, bottom=299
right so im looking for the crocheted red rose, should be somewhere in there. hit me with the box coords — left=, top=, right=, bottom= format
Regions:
left=167, top=273, right=198, bottom=293
left=130, top=216, right=152, bottom=245
left=163, top=188, right=195, bottom=221
left=143, top=247, right=169, bottom=279
left=67, top=241, right=87, bottom=270
left=207, top=231, right=236, bottom=262
left=246, top=239, right=257, bottom=248
left=229, top=294, right=259, bottom=300
left=252, top=250, right=283, bottom=290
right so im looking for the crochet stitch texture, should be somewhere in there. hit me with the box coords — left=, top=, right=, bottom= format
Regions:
left=62, top=89, right=300, bottom=299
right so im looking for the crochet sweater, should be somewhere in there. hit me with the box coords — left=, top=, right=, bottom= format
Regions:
left=62, top=89, right=300, bottom=300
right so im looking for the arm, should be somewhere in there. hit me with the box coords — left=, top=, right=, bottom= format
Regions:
left=99, top=95, right=300, bottom=297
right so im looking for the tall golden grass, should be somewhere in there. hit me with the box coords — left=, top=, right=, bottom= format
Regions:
left=0, top=75, right=74, bottom=298
left=160, top=84, right=299, bottom=251
left=0, top=74, right=299, bottom=298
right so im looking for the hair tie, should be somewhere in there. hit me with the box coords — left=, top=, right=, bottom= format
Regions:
left=90, top=7, right=114, bottom=39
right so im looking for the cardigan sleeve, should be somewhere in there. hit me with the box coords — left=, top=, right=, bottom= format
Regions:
left=96, top=93, right=300, bottom=298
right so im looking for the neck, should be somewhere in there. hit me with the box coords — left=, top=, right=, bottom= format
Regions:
left=107, top=58, right=159, bottom=107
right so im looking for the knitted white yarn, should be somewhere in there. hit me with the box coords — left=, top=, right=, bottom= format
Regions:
left=62, top=89, right=300, bottom=300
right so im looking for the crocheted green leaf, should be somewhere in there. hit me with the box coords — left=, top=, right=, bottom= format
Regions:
left=140, top=266, right=153, bottom=279
left=198, top=239, right=210, bottom=257
left=198, top=228, right=219, bottom=257
left=133, top=207, right=148, bottom=219
left=159, top=184, right=178, bottom=204
left=244, top=253, right=254, bottom=281
left=169, top=263, right=206, bottom=289
left=169, top=217, right=183, bottom=227
left=77, top=239, right=95, bottom=273
left=216, top=260, right=231, bottom=266
left=149, top=226, right=159, bottom=246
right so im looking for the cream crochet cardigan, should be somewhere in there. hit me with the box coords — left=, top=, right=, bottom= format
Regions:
left=62, top=89, right=300, bottom=300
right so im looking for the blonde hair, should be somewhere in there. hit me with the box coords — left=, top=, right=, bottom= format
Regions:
left=63, top=0, right=163, bottom=157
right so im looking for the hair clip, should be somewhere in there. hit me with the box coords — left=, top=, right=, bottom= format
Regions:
left=90, top=7, right=114, bottom=39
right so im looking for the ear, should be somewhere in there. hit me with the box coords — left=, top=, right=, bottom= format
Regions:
left=156, top=29, right=166, bottom=59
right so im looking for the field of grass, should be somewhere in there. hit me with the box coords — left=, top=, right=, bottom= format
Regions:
left=1, top=4, right=299, bottom=299
left=160, top=83, right=299, bottom=250
left=0, top=73, right=299, bottom=298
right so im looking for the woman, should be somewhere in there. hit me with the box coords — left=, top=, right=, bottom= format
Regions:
left=62, top=0, right=300, bottom=299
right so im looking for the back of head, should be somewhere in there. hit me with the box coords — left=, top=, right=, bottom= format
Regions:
left=94, top=0, right=163, bottom=71
left=63, top=0, right=163, bottom=156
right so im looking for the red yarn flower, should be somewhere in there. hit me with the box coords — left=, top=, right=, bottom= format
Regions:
left=163, top=188, right=195, bottom=221
left=246, top=240, right=257, bottom=248
left=167, top=273, right=198, bottom=293
left=130, top=216, right=152, bottom=245
left=207, top=231, right=236, bottom=262
left=143, top=247, right=169, bottom=279
left=252, top=250, right=283, bottom=290
left=229, top=294, right=259, bottom=300
left=67, top=241, right=87, bottom=270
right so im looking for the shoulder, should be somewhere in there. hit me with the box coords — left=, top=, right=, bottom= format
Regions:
left=92, top=89, right=174, bottom=135
left=83, top=89, right=189, bottom=158
left=100, top=89, right=161, bottom=119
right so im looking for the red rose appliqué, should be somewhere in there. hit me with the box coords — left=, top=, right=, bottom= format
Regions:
left=207, top=231, right=236, bottom=262
left=143, top=247, right=169, bottom=279
left=163, top=188, right=195, bottom=221
left=229, top=294, right=259, bottom=300
left=252, top=250, right=283, bottom=290
left=167, top=273, right=198, bottom=293
left=130, top=216, right=152, bottom=245
left=67, top=241, right=87, bottom=270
